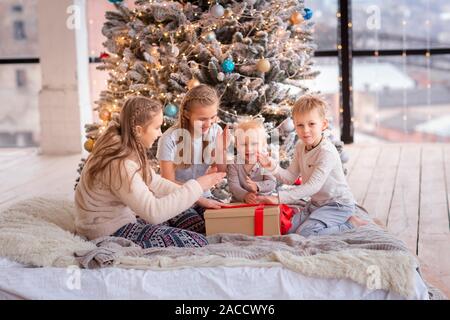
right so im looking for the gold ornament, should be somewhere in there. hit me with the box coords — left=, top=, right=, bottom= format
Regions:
left=99, top=109, right=111, bottom=121
left=84, top=138, right=95, bottom=152
left=290, top=11, right=304, bottom=25
left=187, top=78, right=200, bottom=90
left=256, top=58, right=271, bottom=73
left=224, top=8, right=233, bottom=18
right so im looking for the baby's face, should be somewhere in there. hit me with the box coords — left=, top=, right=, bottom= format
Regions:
left=235, top=128, right=266, bottom=164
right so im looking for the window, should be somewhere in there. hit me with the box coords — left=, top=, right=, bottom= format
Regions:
left=0, top=0, right=40, bottom=148
left=13, top=21, right=26, bottom=40
left=15, top=69, right=27, bottom=88
left=12, top=5, right=23, bottom=13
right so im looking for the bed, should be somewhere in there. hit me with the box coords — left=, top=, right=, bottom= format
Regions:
left=0, top=197, right=442, bottom=300
left=0, top=257, right=429, bottom=300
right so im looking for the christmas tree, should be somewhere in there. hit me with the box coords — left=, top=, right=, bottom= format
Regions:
left=78, top=0, right=348, bottom=194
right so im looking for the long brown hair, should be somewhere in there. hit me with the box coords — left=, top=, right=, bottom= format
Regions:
left=175, top=84, right=220, bottom=168
left=84, top=96, right=162, bottom=190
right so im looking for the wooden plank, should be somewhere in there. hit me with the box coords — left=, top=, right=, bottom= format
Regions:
left=418, top=233, right=450, bottom=298
left=445, top=144, right=450, bottom=230
left=386, top=145, right=421, bottom=253
left=347, top=145, right=381, bottom=207
left=419, top=145, right=448, bottom=235
left=0, top=148, right=39, bottom=173
left=0, top=155, right=81, bottom=210
left=363, top=144, right=400, bottom=223
left=342, top=144, right=362, bottom=177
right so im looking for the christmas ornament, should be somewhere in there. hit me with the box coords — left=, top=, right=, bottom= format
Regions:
left=205, top=31, right=216, bottom=42
left=221, top=58, right=235, bottom=74
left=290, top=11, right=304, bottom=25
left=303, top=8, right=313, bottom=20
left=256, top=58, right=271, bottom=73
left=224, top=8, right=232, bottom=18
left=149, top=45, right=160, bottom=58
left=167, top=44, right=179, bottom=57
left=84, top=138, right=95, bottom=152
left=187, top=78, right=200, bottom=90
left=279, top=117, right=295, bottom=133
left=99, top=52, right=110, bottom=59
left=210, top=4, right=225, bottom=18
left=164, top=103, right=178, bottom=118
left=108, top=0, right=123, bottom=3
left=99, top=109, right=111, bottom=121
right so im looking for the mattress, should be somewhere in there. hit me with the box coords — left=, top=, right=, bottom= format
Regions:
left=0, top=257, right=429, bottom=300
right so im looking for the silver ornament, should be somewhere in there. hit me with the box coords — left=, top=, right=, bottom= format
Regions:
left=210, top=4, right=224, bottom=18
left=168, top=44, right=179, bottom=57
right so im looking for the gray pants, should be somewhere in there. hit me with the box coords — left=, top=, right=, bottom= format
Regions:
left=288, top=202, right=355, bottom=237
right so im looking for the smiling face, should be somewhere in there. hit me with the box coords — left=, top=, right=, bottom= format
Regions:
left=136, top=110, right=163, bottom=148
left=293, top=108, right=328, bottom=148
left=187, top=102, right=219, bottom=134
left=235, top=127, right=266, bottom=164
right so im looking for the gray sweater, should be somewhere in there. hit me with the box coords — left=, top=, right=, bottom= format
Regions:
left=227, top=163, right=277, bottom=202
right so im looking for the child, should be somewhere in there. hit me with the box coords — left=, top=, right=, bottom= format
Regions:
left=157, top=84, right=228, bottom=209
left=75, top=96, right=225, bottom=248
left=227, top=119, right=277, bottom=204
left=257, top=95, right=367, bottom=237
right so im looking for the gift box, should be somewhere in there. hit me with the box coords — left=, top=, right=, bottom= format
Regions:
left=204, top=203, right=294, bottom=236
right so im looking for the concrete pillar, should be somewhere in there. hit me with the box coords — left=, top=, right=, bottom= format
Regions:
left=37, top=0, right=91, bottom=154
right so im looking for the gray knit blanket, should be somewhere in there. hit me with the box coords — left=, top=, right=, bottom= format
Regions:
left=74, top=222, right=445, bottom=299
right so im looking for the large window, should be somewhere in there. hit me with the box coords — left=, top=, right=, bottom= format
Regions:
left=0, top=0, right=40, bottom=147
left=310, top=0, right=450, bottom=143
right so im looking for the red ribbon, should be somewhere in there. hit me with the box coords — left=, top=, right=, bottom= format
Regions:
left=219, top=203, right=294, bottom=235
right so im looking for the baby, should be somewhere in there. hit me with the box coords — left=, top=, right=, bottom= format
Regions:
left=227, top=119, right=277, bottom=204
left=257, top=95, right=367, bottom=237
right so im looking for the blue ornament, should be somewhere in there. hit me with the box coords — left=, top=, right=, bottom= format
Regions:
left=108, top=0, right=123, bottom=3
left=222, top=59, right=235, bottom=74
left=303, top=8, right=313, bottom=20
left=164, top=103, right=178, bottom=118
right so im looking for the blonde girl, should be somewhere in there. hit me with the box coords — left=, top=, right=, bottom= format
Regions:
left=75, top=96, right=225, bottom=248
left=157, top=84, right=228, bottom=209
left=227, top=118, right=277, bottom=204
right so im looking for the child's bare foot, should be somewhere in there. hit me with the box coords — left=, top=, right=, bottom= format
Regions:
left=347, top=215, right=369, bottom=228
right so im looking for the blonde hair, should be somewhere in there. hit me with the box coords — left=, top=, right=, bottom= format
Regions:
left=84, top=96, right=162, bottom=191
left=177, top=84, right=220, bottom=131
left=292, top=94, right=328, bottom=119
left=175, top=84, right=220, bottom=168
left=235, top=118, right=265, bottom=132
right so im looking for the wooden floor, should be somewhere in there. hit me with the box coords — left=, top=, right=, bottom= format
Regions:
left=0, top=144, right=449, bottom=297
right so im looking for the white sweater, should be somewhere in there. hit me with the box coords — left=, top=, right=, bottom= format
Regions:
left=270, top=137, right=355, bottom=206
left=75, top=157, right=203, bottom=240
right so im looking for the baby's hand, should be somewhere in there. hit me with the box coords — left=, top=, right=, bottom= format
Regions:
left=245, top=176, right=258, bottom=193
left=256, top=152, right=273, bottom=169
left=256, top=195, right=279, bottom=205
left=244, top=192, right=258, bottom=204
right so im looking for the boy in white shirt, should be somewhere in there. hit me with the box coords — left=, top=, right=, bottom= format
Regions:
left=257, top=95, right=367, bottom=237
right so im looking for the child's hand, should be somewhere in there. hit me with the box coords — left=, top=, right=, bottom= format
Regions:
left=205, top=165, right=218, bottom=175
left=256, top=152, right=273, bottom=169
left=196, top=172, right=226, bottom=191
left=245, top=176, right=258, bottom=193
left=197, top=197, right=223, bottom=209
left=244, top=192, right=258, bottom=204
left=256, top=195, right=279, bottom=204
